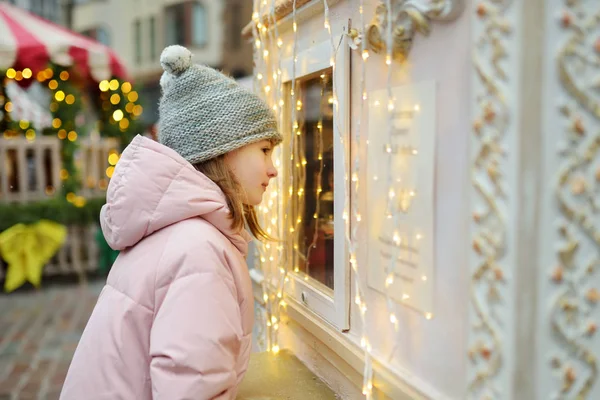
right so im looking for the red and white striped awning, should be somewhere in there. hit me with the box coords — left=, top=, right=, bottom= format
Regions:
left=0, top=2, right=127, bottom=83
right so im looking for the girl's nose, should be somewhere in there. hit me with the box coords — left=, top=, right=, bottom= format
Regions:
left=267, top=166, right=278, bottom=179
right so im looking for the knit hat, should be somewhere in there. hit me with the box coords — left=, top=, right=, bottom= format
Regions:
left=157, top=45, right=282, bottom=164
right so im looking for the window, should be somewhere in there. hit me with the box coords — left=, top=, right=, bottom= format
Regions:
left=96, top=27, right=110, bottom=46
left=149, top=16, right=157, bottom=61
left=165, top=3, right=185, bottom=46
left=291, top=73, right=335, bottom=290
left=280, top=36, right=351, bottom=331
left=134, top=20, right=142, bottom=64
left=81, top=27, right=111, bottom=46
left=165, top=1, right=208, bottom=48
left=192, top=3, right=207, bottom=47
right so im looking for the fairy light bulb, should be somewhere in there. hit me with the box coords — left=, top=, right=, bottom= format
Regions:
left=362, top=50, right=369, bottom=60
left=385, top=274, right=394, bottom=287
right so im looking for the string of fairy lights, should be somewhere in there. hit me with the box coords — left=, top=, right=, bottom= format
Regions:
left=2, top=66, right=142, bottom=206
left=250, top=1, right=431, bottom=398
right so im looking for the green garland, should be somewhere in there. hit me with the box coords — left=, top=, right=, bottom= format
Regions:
left=0, top=196, right=105, bottom=232
left=44, top=65, right=83, bottom=195
left=1, top=65, right=144, bottom=229
left=95, top=79, right=143, bottom=150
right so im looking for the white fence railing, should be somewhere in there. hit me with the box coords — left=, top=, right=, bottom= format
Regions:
left=0, top=135, right=119, bottom=282
left=0, top=136, right=61, bottom=203
left=0, top=136, right=119, bottom=202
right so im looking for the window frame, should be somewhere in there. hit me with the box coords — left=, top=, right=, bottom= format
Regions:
left=191, top=1, right=208, bottom=48
left=149, top=16, right=157, bottom=61
left=134, top=19, right=142, bottom=65
left=280, top=35, right=351, bottom=331
left=163, top=0, right=208, bottom=49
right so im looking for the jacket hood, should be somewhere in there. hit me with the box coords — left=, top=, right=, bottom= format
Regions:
left=100, top=135, right=252, bottom=255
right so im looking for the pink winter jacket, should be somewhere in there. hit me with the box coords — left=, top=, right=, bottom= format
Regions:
left=60, top=135, right=255, bottom=400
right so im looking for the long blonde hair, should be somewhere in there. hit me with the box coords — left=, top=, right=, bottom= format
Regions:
left=194, top=154, right=273, bottom=242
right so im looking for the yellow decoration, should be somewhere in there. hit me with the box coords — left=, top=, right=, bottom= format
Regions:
left=0, top=220, right=67, bottom=293
left=109, top=79, right=119, bottom=91
left=55, top=91, right=65, bottom=102
left=65, top=94, right=75, bottom=105
left=6, top=68, right=16, bottom=79
left=132, top=105, right=143, bottom=116
left=73, top=196, right=86, bottom=208
left=59, top=71, right=69, bottom=81
left=48, top=80, right=58, bottom=90
left=99, top=80, right=110, bottom=92
left=113, top=110, right=124, bottom=121
left=22, top=68, right=32, bottom=79
left=127, top=91, right=138, bottom=102
left=110, top=93, right=121, bottom=105
left=121, top=82, right=132, bottom=93
left=108, top=153, right=119, bottom=165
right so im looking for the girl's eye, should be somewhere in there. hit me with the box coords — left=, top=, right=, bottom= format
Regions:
left=262, top=148, right=271, bottom=154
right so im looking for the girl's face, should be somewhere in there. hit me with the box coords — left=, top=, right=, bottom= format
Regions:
left=225, top=140, right=278, bottom=206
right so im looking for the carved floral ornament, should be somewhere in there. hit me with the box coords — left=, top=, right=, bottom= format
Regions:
left=365, top=0, right=465, bottom=60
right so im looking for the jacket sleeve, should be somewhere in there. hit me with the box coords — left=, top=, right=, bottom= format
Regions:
left=149, top=271, right=242, bottom=400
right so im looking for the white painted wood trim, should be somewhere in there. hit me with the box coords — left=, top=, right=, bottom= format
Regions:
left=280, top=33, right=351, bottom=331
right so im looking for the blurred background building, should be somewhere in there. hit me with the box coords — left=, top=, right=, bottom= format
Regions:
left=67, top=0, right=253, bottom=126
left=3, top=0, right=64, bottom=24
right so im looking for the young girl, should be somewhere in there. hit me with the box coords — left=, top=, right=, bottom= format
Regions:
left=60, top=45, right=281, bottom=400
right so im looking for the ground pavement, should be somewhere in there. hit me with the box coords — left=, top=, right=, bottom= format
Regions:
left=0, top=279, right=103, bottom=400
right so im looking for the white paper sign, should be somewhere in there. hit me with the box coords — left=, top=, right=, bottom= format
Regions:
left=367, top=81, right=436, bottom=315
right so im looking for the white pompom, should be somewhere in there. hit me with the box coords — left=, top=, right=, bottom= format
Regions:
left=160, top=45, right=192, bottom=76
left=159, top=71, right=174, bottom=90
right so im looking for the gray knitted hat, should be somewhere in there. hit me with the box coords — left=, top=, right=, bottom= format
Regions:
left=158, top=45, right=282, bottom=164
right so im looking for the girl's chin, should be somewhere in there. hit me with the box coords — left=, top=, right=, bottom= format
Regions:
left=243, top=193, right=263, bottom=206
